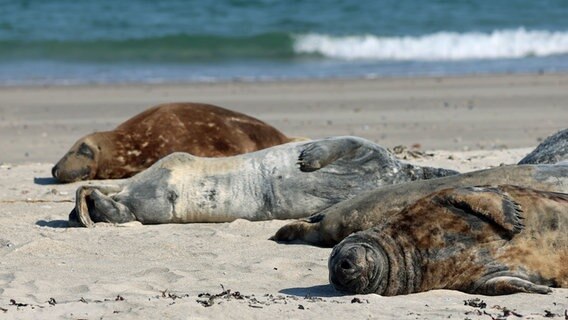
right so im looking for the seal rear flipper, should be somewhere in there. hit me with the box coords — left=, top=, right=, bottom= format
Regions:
left=72, top=185, right=125, bottom=228
left=438, top=186, right=525, bottom=239
left=89, top=189, right=136, bottom=224
left=474, top=276, right=552, bottom=295
left=297, top=137, right=364, bottom=172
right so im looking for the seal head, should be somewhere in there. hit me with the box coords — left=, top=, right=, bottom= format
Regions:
left=52, top=138, right=100, bottom=182
left=329, top=236, right=386, bottom=294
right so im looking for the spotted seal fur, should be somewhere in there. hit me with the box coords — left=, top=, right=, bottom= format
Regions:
left=52, top=102, right=296, bottom=182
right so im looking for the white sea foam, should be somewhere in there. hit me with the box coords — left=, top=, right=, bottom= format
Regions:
left=293, top=28, right=568, bottom=61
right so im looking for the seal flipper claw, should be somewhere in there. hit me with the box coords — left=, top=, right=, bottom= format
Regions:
left=439, top=186, right=525, bottom=239
left=476, top=276, right=552, bottom=295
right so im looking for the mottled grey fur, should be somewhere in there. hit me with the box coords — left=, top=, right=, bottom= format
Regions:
left=68, top=136, right=459, bottom=227
left=519, top=128, right=567, bottom=164
left=329, top=185, right=568, bottom=296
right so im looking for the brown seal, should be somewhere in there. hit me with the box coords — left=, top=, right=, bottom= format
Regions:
left=329, top=185, right=568, bottom=295
left=52, top=102, right=296, bottom=182
left=271, top=164, right=568, bottom=247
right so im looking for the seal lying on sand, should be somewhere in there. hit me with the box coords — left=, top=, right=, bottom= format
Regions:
left=67, top=136, right=458, bottom=227
left=519, top=128, right=567, bottom=164
left=52, top=102, right=296, bottom=182
left=329, top=185, right=568, bottom=296
left=271, top=164, right=568, bottom=247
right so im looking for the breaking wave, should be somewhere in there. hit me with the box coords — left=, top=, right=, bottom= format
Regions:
left=293, top=28, right=568, bottom=60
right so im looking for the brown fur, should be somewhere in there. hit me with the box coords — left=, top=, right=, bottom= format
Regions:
left=52, top=102, right=294, bottom=182
left=329, top=185, right=568, bottom=296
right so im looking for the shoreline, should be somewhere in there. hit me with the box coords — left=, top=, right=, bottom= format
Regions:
left=1, top=70, right=567, bottom=89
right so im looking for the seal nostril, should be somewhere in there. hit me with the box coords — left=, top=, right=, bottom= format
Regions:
left=340, top=260, right=353, bottom=270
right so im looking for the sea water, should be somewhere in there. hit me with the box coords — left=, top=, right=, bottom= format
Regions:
left=1, top=0, right=567, bottom=85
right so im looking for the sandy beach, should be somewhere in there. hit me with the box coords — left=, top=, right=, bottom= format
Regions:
left=0, top=74, right=567, bottom=319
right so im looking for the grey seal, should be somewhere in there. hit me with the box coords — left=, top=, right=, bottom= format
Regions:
left=329, top=185, right=568, bottom=295
left=519, top=128, right=567, bottom=164
left=271, top=163, right=568, bottom=247
left=67, top=136, right=458, bottom=227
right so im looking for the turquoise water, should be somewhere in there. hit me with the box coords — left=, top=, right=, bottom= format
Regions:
left=1, top=0, right=568, bottom=85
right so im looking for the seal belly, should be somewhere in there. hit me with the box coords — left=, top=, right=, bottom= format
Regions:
left=168, top=147, right=302, bottom=222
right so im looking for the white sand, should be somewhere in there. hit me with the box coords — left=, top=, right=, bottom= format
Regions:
left=0, top=74, right=567, bottom=319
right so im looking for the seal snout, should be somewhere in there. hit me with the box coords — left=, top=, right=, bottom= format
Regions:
left=51, top=165, right=59, bottom=179
left=51, top=160, right=93, bottom=183
left=329, top=244, right=372, bottom=294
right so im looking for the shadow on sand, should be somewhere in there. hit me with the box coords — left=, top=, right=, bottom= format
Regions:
left=33, top=177, right=61, bottom=185
left=279, top=284, right=342, bottom=298
left=35, top=220, right=69, bottom=228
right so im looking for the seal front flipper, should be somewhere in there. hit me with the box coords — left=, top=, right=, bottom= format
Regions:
left=438, top=186, right=525, bottom=239
left=474, top=276, right=552, bottom=295
left=297, top=137, right=365, bottom=172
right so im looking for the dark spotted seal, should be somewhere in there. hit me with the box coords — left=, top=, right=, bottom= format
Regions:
left=67, top=136, right=458, bottom=227
left=271, top=163, right=568, bottom=247
left=52, top=102, right=296, bottom=182
left=519, top=128, right=567, bottom=164
left=329, top=185, right=568, bottom=295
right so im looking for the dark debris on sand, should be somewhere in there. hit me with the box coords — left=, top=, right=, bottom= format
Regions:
left=9, top=299, right=29, bottom=307
left=464, top=298, right=486, bottom=309
left=463, top=300, right=568, bottom=320
left=390, top=145, right=434, bottom=160
left=195, top=284, right=348, bottom=308
left=197, top=286, right=246, bottom=308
